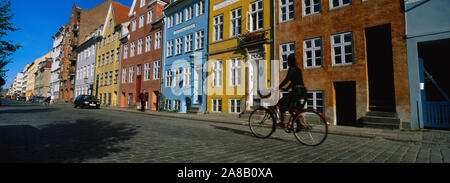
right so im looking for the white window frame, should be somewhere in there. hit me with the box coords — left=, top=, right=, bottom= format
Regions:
left=173, top=69, right=182, bottom=88
left=195, top=30, right=204, bottom=50
left=331, top=32, right=353, bottom=66
left=212, top=98, right=222, bottom=112
left=138, top=39, right=143, bottom=55
left=140, top=0, right=146, bottom=8
left=130, top=42, right=136, bottom=57
left=144, top=63, right=151, bottom=81
left=146, top=35, right=152, bottom=52
left=175, top=37, right=183, bottom=55
left=122, top=68, right=127, bottom=83
left=185, top=34, right=193, bottom=52
left=230, top=99, right=242, bottom=114
left=183, top=67, right=191, bottom=87
left=155, top=31, right=162, bottom=49
left=167, top=40, right=174, bottom=57
left=186, top=6, right=193, bottom=21
left=330, top=0, right=351, bottom=9
left=214, top=15, right=224, bottom=41
left=124, top=45, right=128, bottom=59
left=196, top=1, right=205, bottom=17
left=230, top=57, right=241, bottom=86
left=304, top=37, right=323, bottom=68
left=139, top=15, right=145, bottom=28
left=230, top=8, right=242, bottom=37
left=165, top=99, right=172, bottom=110
left=167, top=16, right=174, bottom=28
left=129, top=66, right=134, bottom=83
left=280, top=0, right=295, bottom=22
left=111, top=50, right=115, bottom=63
left=165, top=70, right=173, bottom=87
left=153, top=61, right=160, bottom=80
left=132, top=19, right=137, bottom=31
left=147, top=10, right=153, bottom=24
left=250, top=0, right=264, bottom=31
left=303, top=0, right=321, bottom=16
left=176, top=11, right=183, bottom=25
left=307, top=91, right=324, bottom=113
left=212, top=60, right=223, bottom=87
left=280, top=42, right=295, bottom=71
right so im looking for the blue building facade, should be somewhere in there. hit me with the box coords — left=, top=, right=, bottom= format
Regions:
left=163, top=0, right=208, bottom=113
left=405, top=0, right=450, bottom=129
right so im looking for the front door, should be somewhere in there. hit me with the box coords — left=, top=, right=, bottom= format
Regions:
left=334, top=81, right=357, bottom=126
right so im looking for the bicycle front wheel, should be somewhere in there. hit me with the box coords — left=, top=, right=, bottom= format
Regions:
left=249, top=107, right=276, bottom=138
left=293, top=109, right=328, bottom=146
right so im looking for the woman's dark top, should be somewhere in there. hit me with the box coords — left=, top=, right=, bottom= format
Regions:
left=279, top=67, right=305, bottom=90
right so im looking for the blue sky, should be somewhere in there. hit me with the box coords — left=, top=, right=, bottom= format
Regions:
left=3, top=0, right=133, bottom=89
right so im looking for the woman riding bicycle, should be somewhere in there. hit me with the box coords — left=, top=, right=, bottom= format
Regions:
left=277, top=54, right=306, bottom=126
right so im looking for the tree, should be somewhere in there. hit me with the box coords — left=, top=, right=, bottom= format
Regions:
left=0, top=0, right=21, bottom=84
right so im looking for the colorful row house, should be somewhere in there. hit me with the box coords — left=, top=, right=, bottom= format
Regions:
left=120, top=0, right=168, bottom=110
left=207, top=0, right=274, bottom=114
left=94, top=1, right=130, bottom=107
left=274, top=0, right=411, bottom=129
left=163, top=0, right=209, bottom=113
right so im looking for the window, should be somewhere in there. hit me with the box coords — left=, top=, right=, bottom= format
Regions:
left=130, top=42, right=136, bottom=57
left=167, top=40, right=174, bottom=57
left=128, top=93, right=133, bottom=105
left=174, top=100, right=181, bottom=111
left=147, top=11, right=153, bottom=24
left=155, top=31, right=162, bottom=49
left=129, top=66, right=134, bottom=83
left=304, top=38, right=322, bottom=68
left=122, top=68, right=127, bottom=83
left=230, top=99, right=241, bottom=114
left=165, top=70, right=172, bottom=87
left=196, top=1, right=205, bottom=17
left=230, top=58, right=241, bottom=86
left=124, top=45, right=128, bottom=59
left=330, top=0, right=351, bottom=9
left=167, top=16, right=174, bottom=28
left=104, top=72, right=108, bottom=85
left=250, top=0, right=264, bottom=31
left=153, top=61, right=160, bottom=80
left=332, top=32, right=353, bottom=66
left=108, top=35, right=111, bottom=44
left=109, top=19, right=113, bottom=27
left=281, top=0, right=295, bottom=21
left=231, top=8, right=242, bottom=37
left=173, top=69, right=182, bottom=87
left=175, top=37, right=183, bottom=55
left=111, top=50, right=115, bottom=63
left=212, top=60, right=223, bottom=87
left=186, top=6, right=193, bottom=21
left=109, top=71, right=113, bottom=85
left=280, top=42, right=295, bottom=71
left=304, top=0, right=321, bottom=16
left=307, top=91, right=324, bottom=113
left=195, top=30, right=204, bottom=50
left=145, top=35, right=152, bottom=52
left=140, top=0, right=146, bottom=8
left=137, top=64, right=142, bottom=76
left=100, top=73, right=104, bottom=86
left=139, top=15, right=145, bottom=28
left=144, top=63, right=151, bottom=81
left=165, top=99, right=172, bottom=110
left=117, top=48, right=120, bottom=62
left=112, top=32, right=116, bottom=41
left=138, top=39, right=143, bottom=55
left=214, top=15, right=223, bottom=41
left=185, top=34, right=193, bottom=52
left=106, top=52, right=110, bottom=65
left=98, top=56, right=101, bottom=67
left=183, top=67, right=191, bottom=87
left=176, top=11, right=183, bottom=25
left=212, top=99, right=222, bottom=112
left=132, top=19, right=137, bottom=31
left=102, top=54, right=105, bottom=66
left=114, top=70, right=119, bottom=84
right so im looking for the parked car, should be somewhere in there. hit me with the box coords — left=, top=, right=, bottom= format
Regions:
left=74, top=95, right=100, bottom=109
left=17, top=96, right=26, bottom=101
left=33, top=96, right=45, bottom=103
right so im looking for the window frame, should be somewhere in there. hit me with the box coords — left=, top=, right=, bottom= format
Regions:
left=304, top=37, right=323, bottom=69
left=280, top=0, right=295, bottom=22
left=331, top=32, right=354, bottom=66
left=280, top=42, right=296, bottom=71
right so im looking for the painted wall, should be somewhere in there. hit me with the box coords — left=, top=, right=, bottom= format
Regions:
left=405, top=0, right=450, bottom=128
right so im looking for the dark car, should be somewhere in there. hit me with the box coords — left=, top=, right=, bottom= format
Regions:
left=74, top=95, right=100, bottom=109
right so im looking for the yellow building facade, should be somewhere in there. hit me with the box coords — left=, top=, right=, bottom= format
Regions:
left=25, top=51, right=53, bottom=100
left=208, top=0, right=274, bottom=114
left=94, top=3, right=128, bottom=107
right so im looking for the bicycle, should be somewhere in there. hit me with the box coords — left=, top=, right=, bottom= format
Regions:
left=249, top=89, right=330, bottom=146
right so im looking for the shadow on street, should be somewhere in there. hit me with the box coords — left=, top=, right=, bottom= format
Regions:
left=0, top=119, right=138, bottom=163
left=211, top=125, right=289, bottom=142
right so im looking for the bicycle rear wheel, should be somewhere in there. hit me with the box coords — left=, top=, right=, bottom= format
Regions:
left=293, top=109, right=328, bottom=146
left=249, top=107, right=276, bottom=138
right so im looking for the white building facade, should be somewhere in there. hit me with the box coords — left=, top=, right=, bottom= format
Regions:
left=50, top=27, right=65, bottom=103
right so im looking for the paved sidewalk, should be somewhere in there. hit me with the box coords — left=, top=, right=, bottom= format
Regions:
left=101, top=106, right=450, bottom=145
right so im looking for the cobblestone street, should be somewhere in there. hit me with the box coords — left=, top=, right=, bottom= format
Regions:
left=0, top=100, right=449, bottom=163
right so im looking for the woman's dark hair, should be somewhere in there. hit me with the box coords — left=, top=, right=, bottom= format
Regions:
left=287, top=54, right=297, bottom=68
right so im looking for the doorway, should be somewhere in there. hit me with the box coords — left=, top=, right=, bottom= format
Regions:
left=365, top=24, right=396, bottom=112
left=334, top=81, right=357, bottom=126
